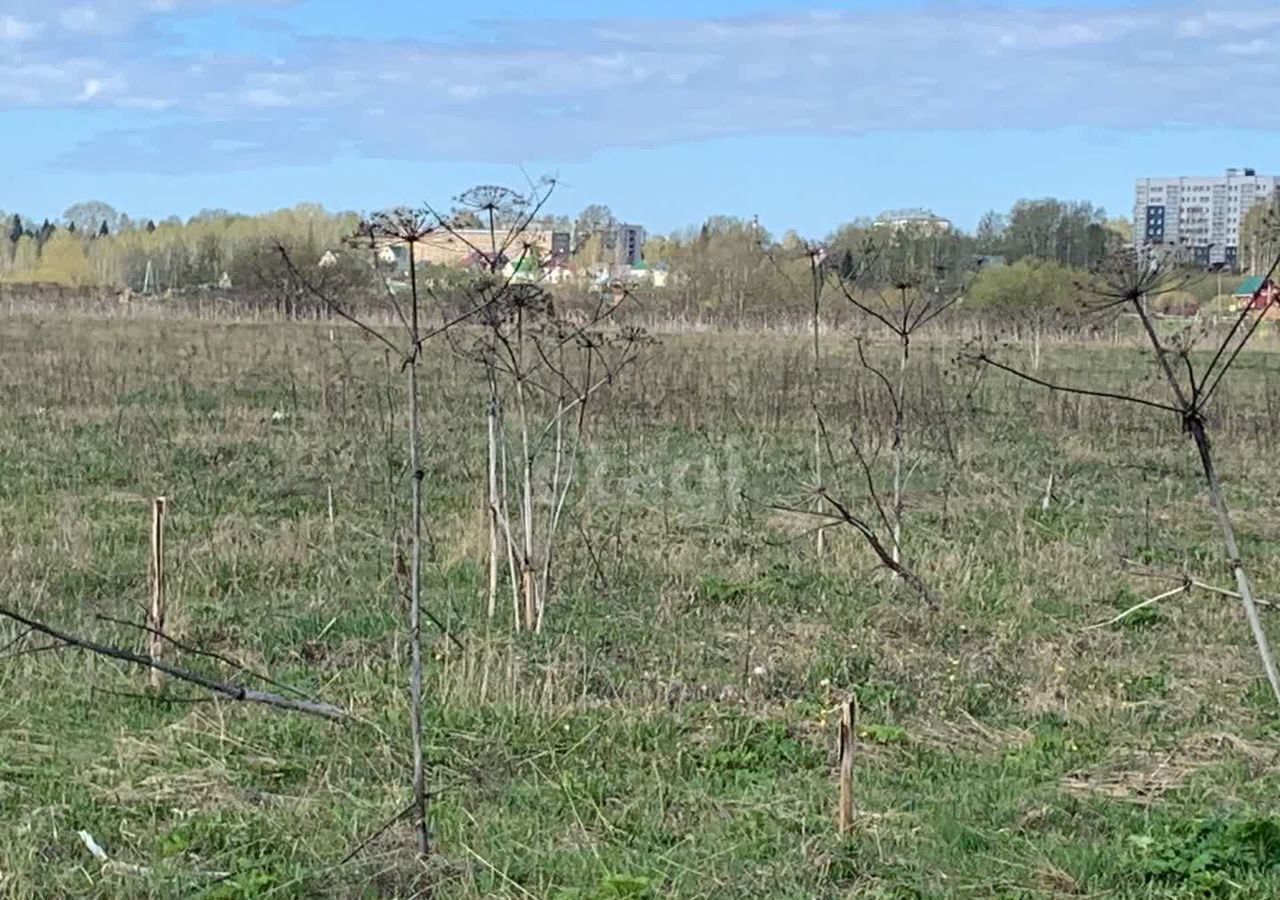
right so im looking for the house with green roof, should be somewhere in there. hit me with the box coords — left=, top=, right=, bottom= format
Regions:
left=1233, top=276, right=1279, bottom=311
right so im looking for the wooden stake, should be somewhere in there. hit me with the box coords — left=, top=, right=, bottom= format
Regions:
left=838, top=695, right=857, bottom=834
left=147, top=496, right=167, bottom=691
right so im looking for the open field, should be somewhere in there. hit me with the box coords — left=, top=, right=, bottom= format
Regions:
left=5, top=313, right=1280, bottom=898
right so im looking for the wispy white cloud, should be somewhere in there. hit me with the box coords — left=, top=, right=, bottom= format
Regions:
left=5, top=0, right=286, bottom=35
left=0, top=14, right=41, bottom=40
left=9, top=0, right=1280, bottom=171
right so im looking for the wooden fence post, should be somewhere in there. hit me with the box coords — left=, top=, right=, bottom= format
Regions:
left=147, top=496, right=167, bottom=690
left=838, top=695, right=857, bottom=835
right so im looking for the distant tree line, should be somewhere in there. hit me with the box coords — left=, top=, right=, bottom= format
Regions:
left=0, top=194, right=1255, bottom=318
left=0, top=202, right=360, bottom=293
left=632, top=198, right=1133, bottom=319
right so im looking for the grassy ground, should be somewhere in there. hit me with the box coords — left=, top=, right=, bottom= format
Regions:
left=5, top=315, right=1280, bottom=897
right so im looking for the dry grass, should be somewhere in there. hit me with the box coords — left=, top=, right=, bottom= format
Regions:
left=3, top=313, right=1280, bottom=896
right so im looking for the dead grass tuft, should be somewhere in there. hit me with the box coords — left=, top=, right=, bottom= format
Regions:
left=1061, top=731, right=1280, bottom=805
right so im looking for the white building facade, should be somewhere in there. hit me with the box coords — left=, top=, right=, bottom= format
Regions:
left=1134, top=168, right=1280, bottom=268
left=872, top=208, right=953, bottom=234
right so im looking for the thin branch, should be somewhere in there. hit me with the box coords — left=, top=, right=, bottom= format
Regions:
left=761, top=520, right=840, bottom=547
left=814, top=404, right=846, bottom=484
left=337, top=803, right=416, bottom=867
left=420, top=298, right=498, bottom=342
left=535, top=358, right=637, bottom=447
left=274, top=244, right=403, bottom=358
left=974, top=352, right=1181, bottom=414
left=817, top=489, right=939, bottom=608
left=1189, top=576, right=1280, bottom=610
left=854, top=337, right=900, bottom=413
left=574, top=519, right=610, bottom=590
left=1182, top=352, right=1199, bottom=410
left=0, top=641, right=65, bottom=662
left=1197, top=275, right=1280, bottom=408
left=911, top=291, right=964, bottom=332
left=94, top=613, right=315, bottom=701
left=395, top=585, right=465, bottom=653
left=847, top=433, right=894, bottom=537
left=1118, top=559, right=1279, bottom=611
left=496, top=180, right=558, bottom=259
left=836, top=278, right=900, bottom=335
left=1194, top=248, right=1280, bottom=403
left=750, top=492, right=938, bottom=607
left=0, top=626, right=32, bottom=657
left=0, top=605, right=348, bottom=721
left=1081, top=583, right=1188, bottom=631
left=91, top=687, right=217, bottom=705
left=420, top=203, right=494, bottom=264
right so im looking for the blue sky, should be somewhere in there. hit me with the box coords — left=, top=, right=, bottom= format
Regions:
left=3, top=0, right=1280, bottom=236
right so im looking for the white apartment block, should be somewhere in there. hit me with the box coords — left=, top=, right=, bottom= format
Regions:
left=1134, top=167, right=1280, bottom=268
left=873, top=208, right=953, bottom=234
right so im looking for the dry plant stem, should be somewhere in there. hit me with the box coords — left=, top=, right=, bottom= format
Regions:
left=449, top=196, right=645, bottom=636
left=515, top=309, right=538, bottom=631
left=810, top=252, right=826, bottom=556
left=1122, top=561, right=1280, bottom=611
left=338, top=803, right=416, bottom=868
left=974, top=353, right=1179, bottom=414
left=404, top=241, right=431, bottom=857
left=1084, top=573, right=1280, bottom=631
left=501, top=436, right=523, bottom=633
left=1191, top=578, right=1277, bottom=608
left=486, top=372, right=501, bottom=620
left=539, top=422, right=582, bottom=631
left=1196, top=251, right=1280, bottom=406
left=538, top=363, right=569, bottom=629
left=95, top=612, right=319, bottom=701
left=538, top=352, right=592, bottom=627
left=837, top=266, right=960, bottom=583
left=147, top=496, right=166, bottom=691
left=1131, top=300, right=1280, bottom=706
left=0, top=605, right=347, bottom=720
left=1082, top=583, right=1188, bottom=631
left=892, top=332, right=908, bottom=568
left=813, top=490, right=938, bottom=607
left=1189, top=416, right=1280, bottom=705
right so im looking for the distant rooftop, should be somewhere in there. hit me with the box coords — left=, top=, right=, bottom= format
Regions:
left=1139, top=167, right=1272, bottom=181
left=874, top=208, right=950, bottom=223
left=1235, top=276, right=1271, bottom=297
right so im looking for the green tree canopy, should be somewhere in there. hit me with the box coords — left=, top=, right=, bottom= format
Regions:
left=965, top=259, right=1086, bottom=312
left=30, top=231, right=91, bottom=285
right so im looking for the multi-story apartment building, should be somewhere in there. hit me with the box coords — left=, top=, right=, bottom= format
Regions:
left=386, top=227, right=570, bottom=268
left=613, top=224, right=645, bottom=267
left=1134, top=168, right=1280, bottom=268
